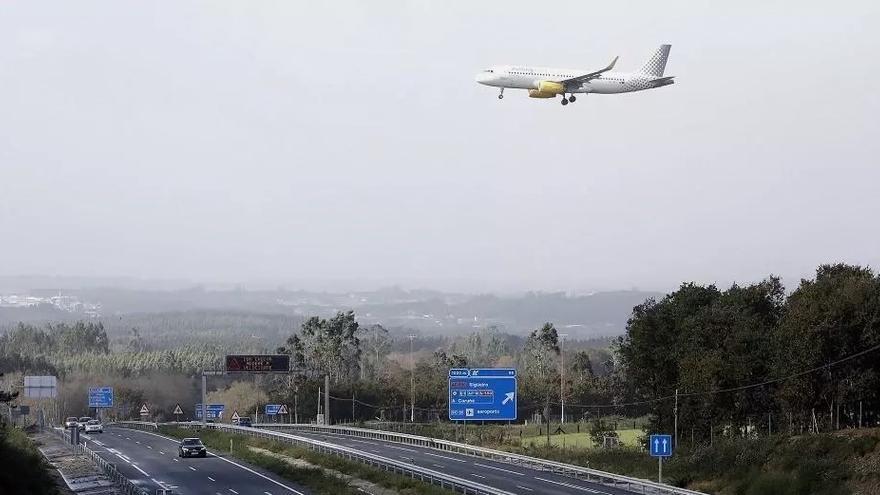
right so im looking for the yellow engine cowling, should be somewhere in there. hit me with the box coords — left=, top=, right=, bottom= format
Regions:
left=528, top=81, right=565, bottom=98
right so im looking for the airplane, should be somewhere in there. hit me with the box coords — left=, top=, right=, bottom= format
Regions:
left=475, top=44, right=674, bottom=105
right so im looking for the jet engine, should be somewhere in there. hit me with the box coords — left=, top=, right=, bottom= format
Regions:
left=528, top=81, right=565, bottom=98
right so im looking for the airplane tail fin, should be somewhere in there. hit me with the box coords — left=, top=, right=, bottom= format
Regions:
left=639, top=44, right=671, bottom=77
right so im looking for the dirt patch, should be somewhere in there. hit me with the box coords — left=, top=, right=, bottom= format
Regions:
left=248, top=446, right=399, bottom=495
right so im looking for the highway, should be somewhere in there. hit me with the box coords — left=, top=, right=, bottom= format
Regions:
left=81, top=426, right=310, bottom=495
left=267, top=427, right=636, bottom=495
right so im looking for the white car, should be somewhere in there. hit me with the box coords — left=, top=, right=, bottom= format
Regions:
left=64, top=416, right=78, bottom=428
left=84, top=420, right=103, bottom=433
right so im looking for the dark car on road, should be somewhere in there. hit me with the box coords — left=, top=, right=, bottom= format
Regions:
left=178, top=437, right=207, bottom=458
left=233, top=416, right=252, bottom=427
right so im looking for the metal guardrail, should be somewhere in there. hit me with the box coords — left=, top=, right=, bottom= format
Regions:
left=51, top=426, right=148, bottom=495
left=113, top=421, right=514, bottom=495
left=256, top=423, right=708, bottom=495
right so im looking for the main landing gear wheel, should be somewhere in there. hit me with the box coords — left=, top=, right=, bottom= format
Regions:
left=498, top=88, right=504, bottom=99
left=560, top=97, right=569, bottom=106
left=568, top=95, right=577, bottom=103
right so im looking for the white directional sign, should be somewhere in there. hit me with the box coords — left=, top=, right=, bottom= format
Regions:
left=173, top=404, right=183, bottom=415
left=24, top=376, right=57, bottom=398
left=139, top=404, right=150, bottom=416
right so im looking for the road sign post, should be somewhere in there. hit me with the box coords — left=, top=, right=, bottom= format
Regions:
left=173, top=404, right=183, bottom=422
left=649, top=434, right=673, bottom=483
left=448, top=368, right=517, bottom=422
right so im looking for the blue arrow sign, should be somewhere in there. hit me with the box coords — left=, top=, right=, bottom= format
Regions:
left=265, top=404, right=282, bottom=415
left=649, top=434, right=673, bottom=457
left=88, top=387, right=113, bottom=408
left=195, top=404, right=225, bottom=419
left=448, top=368, right=517, bottom=421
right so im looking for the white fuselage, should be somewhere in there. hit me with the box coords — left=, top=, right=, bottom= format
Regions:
left=476, top=66, right=667, bottom=94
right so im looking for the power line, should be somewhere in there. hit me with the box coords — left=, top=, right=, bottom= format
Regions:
left=557, top=341, right=880, bottom=409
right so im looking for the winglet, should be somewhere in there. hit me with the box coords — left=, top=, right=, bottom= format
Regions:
left=606, top=56, right=619, bottom=72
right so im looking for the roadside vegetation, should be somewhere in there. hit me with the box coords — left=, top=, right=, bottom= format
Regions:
left=160, top=425, right=454, bottom=495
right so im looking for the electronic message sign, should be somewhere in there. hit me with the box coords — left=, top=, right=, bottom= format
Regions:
left=225, top=355, right=290, bottom=373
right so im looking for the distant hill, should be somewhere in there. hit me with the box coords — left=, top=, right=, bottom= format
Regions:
left=0, top=277, right=660, bottom=338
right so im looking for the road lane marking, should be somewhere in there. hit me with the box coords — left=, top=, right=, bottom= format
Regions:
left=132, top=464, right=150, bottom=476
left=159, top=451, right=165, bottom=455
left=386, top=445, right=418, bottom=453
left=516, top=486, right=534, bottom=492
left=229, top=489, right=239, bottom=494
left=122, top=428, right=308, bottom=494
left=189, top=466, right=197, bottom=471
left=265, top=492, right=273, bottom=495
left=433, top=464, right=443, bottom=468
left=534, top=477, right=610, bottom=494
left=136, top=441, right=141, bottom=444
left=471, top=473, right=486, bottom=479
left=473, top=462, right=525, bottom=476
left=208, top=476, right=216, bottom=481
left=147, top=445, right=153, bottom=449
left=424, top=452, right=467, bottom=463
left=125, top=437, right=131, bottom=440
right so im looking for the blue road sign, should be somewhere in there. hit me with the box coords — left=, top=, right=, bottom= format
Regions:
left=448, top=368, right=517, bottom=421
left=88, top=387, right=113, bottom=408
left=195, top=404, right=225, bottom=419
left=265, top=404, right=282, bottom=415
left=649, top=434, right=673, bottom=457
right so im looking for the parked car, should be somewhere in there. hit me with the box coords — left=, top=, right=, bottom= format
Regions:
left=178, top=437, right=207, bottom=458
left=84, top=420, right=103, bottom=433
left=78, top=417, right=92, bottom=430
left=64, top=417, right=78, bottom=428
left=232, top=416, right=252, bottom=427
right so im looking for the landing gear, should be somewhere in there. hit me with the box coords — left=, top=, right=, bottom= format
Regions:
left=560, top=97, right=569, bottom=106
left=568, top=95, right=577, bottom=103
left=498, top=88, right=504, bottom=100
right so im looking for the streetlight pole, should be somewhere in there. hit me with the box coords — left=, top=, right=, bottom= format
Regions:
left=560, top=333, right=568, bottom=424
left=408, top=335, right=416, bottom=422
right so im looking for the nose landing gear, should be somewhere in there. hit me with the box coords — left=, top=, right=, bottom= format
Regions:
left=498, top=88, right=504, bottom=100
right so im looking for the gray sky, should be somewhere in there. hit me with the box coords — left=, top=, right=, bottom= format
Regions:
left=1, top=1, right=879, bottom=293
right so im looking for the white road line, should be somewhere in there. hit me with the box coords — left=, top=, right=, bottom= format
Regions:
left=516, top=485, right=534, bottom=492
left=473, top=462, right=525, bottom=476
left=173, top=458, right=179, bottom=462
left=424, top=452, right=467, bottom=463
left=264, top=492, right=273, bottom=495
left=147, top=445, right=153, bottom=449
left=229, top=489, right=239, bottom=494
left=433, top=464, right=444, bottom=468
left=189, top=466, right=197, bottom=471
left=534, top=477, right=610, bottom=494
left=386, top=445, right=418, bottom=453
left=125, top=437, right=131, bottom=440
left=159, top=451, right=166, bottom=455
left=132, top=464, right=150, bottom=477
left=208, top=477, right=216, bottom=482
left=471, top=473, right=486, bottom=479
left=119, top=428, right=306, bottom=494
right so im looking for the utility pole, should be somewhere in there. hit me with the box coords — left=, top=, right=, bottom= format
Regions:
left=408, top=335, right=416, bottom=423
left=559, top=333, right=568, bottom=424
left=324, top=374, right=331, bottom=425
left=294, top=385, right=299, bottom=424
left=673, top=388, right=679, bottom=448
left=201, top=373, right=207, bottom=426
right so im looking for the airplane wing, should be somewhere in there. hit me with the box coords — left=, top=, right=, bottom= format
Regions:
left=558, top=56, right=619, bottom=85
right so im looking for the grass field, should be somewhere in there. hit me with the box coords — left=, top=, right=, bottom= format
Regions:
left=520, top=428, right=643, bottom=448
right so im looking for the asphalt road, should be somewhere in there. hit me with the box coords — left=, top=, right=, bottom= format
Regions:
left=270, top=427, right=637, bottom=495
left=81, top=426, right=310, bottom=495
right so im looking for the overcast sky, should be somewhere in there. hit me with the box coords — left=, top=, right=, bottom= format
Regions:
left=1, top=1, right=878, bottom=293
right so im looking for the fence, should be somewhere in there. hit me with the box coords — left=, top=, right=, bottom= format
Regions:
left=52, top=425, right=148, bottom=495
